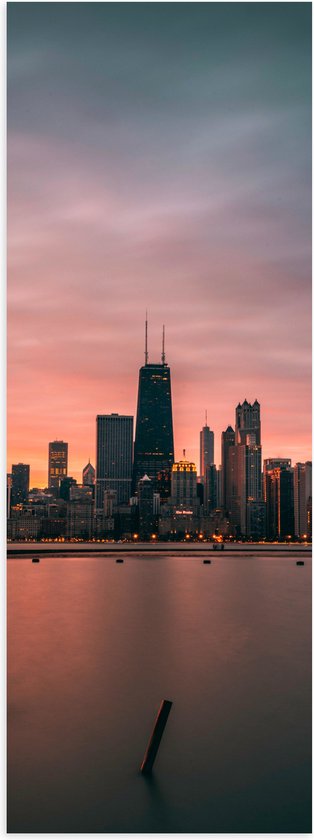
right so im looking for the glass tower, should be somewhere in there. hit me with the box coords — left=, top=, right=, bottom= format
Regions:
left=133, top=323, right=174, bottom=492
left=96, top=414, right=133, bottom=509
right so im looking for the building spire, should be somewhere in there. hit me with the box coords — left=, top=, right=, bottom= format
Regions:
left=162, top=324, right=166, bottom=364
left=145, top=311, right=148, bottom=365
left=205, top=409, right=207, bottom=426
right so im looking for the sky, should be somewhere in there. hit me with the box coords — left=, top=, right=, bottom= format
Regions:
left=7, top=2, right=312, bottom=487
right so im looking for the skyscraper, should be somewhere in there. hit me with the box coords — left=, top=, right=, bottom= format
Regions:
left=200, top=414, right=214, bottom=481
left=138, top=474, right=155, bottom=539
left=171, top=453, right=197, bottom=508
left=96, top=414, right=133, bottom=509
left=133, top=321, right=174, bottom=491
left=235, top=399, right=261, bottom=445
left=264, top=464, right=294, bottom=540
left=231, top=401, right=264, bottom=537
left=294, top=461, right=312, bottom=538
left=221, top=426, right=235, bottom=513
left=82, top=460, right=95, bottom=487
left=11, top=463, right=29, bottom=506
left=263, top=458, right=292, bottom=502
left=204, top=464, right=217, bottom=514
left=48, top=441, right=68, bottom=490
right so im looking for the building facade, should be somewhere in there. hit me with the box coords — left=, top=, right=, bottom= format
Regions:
left=67, top=498, right=94, bottom=540
left=11, top=463, right=30, bottom=506
left=138, top=474, right=155, bottom=539
left=7, top=473, right=12, bottom=517
left=200, top=420, right=214, bottom=482
left=221, top=426, right=235, bottom=514
left=265, top=464, right=294, bottom=540
left=263, top=458, right=292, bottom=503
left=96, top=414, right=133, bottom=509
left=171, top=454, right=197, bottom=508
left=48, top=441, right=68, bottom=490
left=235, top=399, right=261, bottom=445
left=294, top=461, right=312, bottom=539
left=133, top=329, right=174, bottom=491
left=230, top=401, right=264, bottom=537
left=82, top=460, right=96, bottom=487
left=204, top=464, right=217, bottom=514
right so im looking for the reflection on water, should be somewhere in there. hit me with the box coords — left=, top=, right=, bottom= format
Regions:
left=7, top=554, right=311, bottom=832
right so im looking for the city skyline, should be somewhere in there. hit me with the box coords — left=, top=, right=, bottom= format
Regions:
left=8, top=381, right=311, bottom=491
left=7, top=317, right=312, bottom=486
left=8, top=4, right=311, bottom=486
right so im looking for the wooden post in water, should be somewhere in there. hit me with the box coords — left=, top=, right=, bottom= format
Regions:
left=140, top=699, right=173, bottom=774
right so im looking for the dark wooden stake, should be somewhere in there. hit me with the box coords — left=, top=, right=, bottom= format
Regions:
left=140, top=699, right=173, bottom=774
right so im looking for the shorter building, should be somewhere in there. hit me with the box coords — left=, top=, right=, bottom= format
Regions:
left=48, top=441, right=68, bottom=491
left=264, top=464, right=294, bottom=540
left=11, top=463, right=30, bottom=506
left=156, top=468, right=172, bottom=503
left=7, top=474, right=12, bottom=518
left=70, top=484, right=93, bottom=502
left=294, top=462, right=312, bottom=539
left=40, top=518, right=67, bottom=539
left=204, top=464, right=217, bottom=514
left=201, top=508, right=230, bottom=538
left=116, top=504, right=138, bottom=539
left=138, top=475, right=155, bottom=539
left=82, top=460, right=96, bottom=487
left=67, top=498, right=94, bottom=539
left=103, top=490, right=118, bottom=518
left=263, top=458, right=292, bottom=502
left=94, top=490, right=118, bottom=537
left=306, top=495, right=312, bottom=540
left=60, top=477, right=77, bottom=501
left=221, top=426, right=235, bottom=514
left=171, top=454, right=197, bottom=508
left=246, top=500, right=266, bottom=540
left=7, top=510, right=41, bottom=540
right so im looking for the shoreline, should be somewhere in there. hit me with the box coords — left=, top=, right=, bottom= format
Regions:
left=7, top=541, right=311, bottom=556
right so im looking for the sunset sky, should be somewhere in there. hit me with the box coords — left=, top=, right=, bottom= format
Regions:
left=7, top=3, right=311, bottom=487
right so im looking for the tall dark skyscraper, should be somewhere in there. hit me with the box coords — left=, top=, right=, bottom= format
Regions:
left=200, top=414, right=214, bottom=481
left=294, top=461, right=312, bottom=538
left=235, top=399, right=261, bottom=445
left=96, top=414, right=133, bottom=509
left=264, top=463, right=294, bottom=540
left=133, top=322, right=174, bottom=491
left=221, top=425, right=235, bottom=513
left=231, top=400, right=264, bottom=537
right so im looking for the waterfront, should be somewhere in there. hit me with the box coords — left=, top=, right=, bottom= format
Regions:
left=7, top=551, right=311, bottom=832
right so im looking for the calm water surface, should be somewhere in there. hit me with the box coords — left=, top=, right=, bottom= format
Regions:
left=7, top=553, right=312, bottom=832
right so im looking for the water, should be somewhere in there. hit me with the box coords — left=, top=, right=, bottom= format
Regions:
left=7, top=553, right=312, bottom=832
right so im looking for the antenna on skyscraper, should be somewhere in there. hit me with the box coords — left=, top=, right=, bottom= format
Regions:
left=145, top=311, right=148, bottom=365
left=162, top=325, right=166, bottom=364
left=205, top=409, right=207, bottom=426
